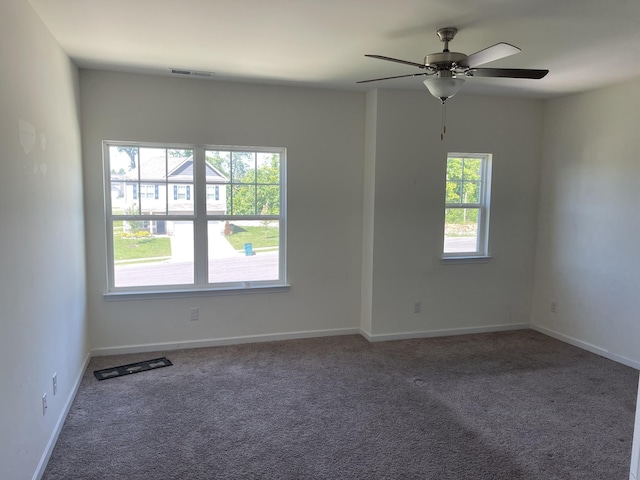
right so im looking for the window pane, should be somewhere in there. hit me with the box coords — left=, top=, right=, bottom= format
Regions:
left=168, top=183, right=194, bottom=215
left=205, top=153, right=229, bottom=214
left=445, top=181, right=461, bottom=203
left=231, top=185, right=256, bottom=215
left=461, top=181, right=480, bottom=204
left=257, top=153, right=280, bottom=184
left=167, top=150, right=194, bottom=184
left=169, top=148, right=193, bottom=161
left=110, top=181, right=126, bottom=215
left=443, top=207, right=479, bottom=253
left=110, top=146, right=138, bottom=175
left=208, top=220, right=279, bottom=284
left=463, top=158, right=481, bottom=180
left=206, top=184, right=227, bottom=214
left=139, top=183, right=165, bottom=214
left=446, top=157, right=463, bottom=181
left=110, top=146, right=138, bottom=216
left=206, top=151, right=231, bottom=178
left=232, top=151, right=255, bottom=183
left=257, top=185, right=279, bottom=215
left=112, top=220, right=193, bottom=287
left=117, top=183, right=141, bottom=215
left=139, top=148, right=166, bottom=181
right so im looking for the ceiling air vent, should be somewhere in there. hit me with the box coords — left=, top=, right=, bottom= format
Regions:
left=170, top=68, right=214, bottom=78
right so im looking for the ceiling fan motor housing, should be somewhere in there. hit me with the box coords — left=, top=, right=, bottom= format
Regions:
left=424, top=51, right=467, bottom=71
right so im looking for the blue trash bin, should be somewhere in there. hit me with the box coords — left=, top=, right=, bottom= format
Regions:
left=244, top=243, right=253, bottom=256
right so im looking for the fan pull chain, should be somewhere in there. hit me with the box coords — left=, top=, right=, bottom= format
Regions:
left=440, top=99, right=447, bottom=141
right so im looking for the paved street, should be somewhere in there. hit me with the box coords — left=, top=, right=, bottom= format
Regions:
left=114, top=220, right=279, bottom=287
left=444, top=237, right=477, bottom=252
left=114, top=251, right=279, bottom=287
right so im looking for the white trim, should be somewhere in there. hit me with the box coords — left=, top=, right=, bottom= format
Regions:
left=443, top=153, right=492, bottom=258
left=103, top=142, right=287, bottom=294
left=441, top=256, right=492, bottom=264
left=361, top=323, right=529, bottom=343
left=531, top=324, right=640, bottom=370
left=33, top=353, right=91, bottom=480
left=104, top=284, right=290, bottom=301
left=91, top=327, right=360, bottom=356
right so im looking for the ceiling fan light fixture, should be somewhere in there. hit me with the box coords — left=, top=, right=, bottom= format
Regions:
left=423, top=76, right=465, bottom=102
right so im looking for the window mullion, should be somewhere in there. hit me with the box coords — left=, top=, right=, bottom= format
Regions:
left=193, top=147, right=208, bottom=285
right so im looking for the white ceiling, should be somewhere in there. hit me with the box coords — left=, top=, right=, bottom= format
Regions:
left=28, top=0, right=640, bottom=98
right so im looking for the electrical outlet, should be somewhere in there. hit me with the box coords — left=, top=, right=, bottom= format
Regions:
left=190, top=308, right=199, bottom=321
left=414, top=302, right=422, bottom=314
left=52, top=373, right=57, bottom=396
left=551, top=301, right=558, bottom=313
left=42, top=393, right=47, bottom=416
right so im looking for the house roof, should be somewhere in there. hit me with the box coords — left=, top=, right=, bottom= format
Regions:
left=122, top=156, right=227, bottom=184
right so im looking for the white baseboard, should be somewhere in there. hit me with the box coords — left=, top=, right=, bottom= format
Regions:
left=33, top=352, right=91, bottom=480
left=91, top=327, right=361, bottom=357
left=361, top=323, right=530, bottom=343
left=531, top=324, right=640, bottom=370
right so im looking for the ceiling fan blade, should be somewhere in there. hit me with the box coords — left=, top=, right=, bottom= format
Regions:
left=457, top=43, right=521, bottom=68
left=365, top=54, right=428, bottom=69
left=356, top=72, right=431, bottom=84
left=466, top=68, right=549, bottom=79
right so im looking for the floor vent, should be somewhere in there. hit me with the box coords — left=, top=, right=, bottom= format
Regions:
left=93, top=357, right=172, bottom=381
left=170, top=68, right=214, bottom=77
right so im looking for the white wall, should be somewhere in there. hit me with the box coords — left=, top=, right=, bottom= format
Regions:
left=0, top=1, right=88, bottom=479
left=364, top=90, right=544, bottom=338
left=80, top=70, right=365, bottom=352
left=531, top=77, right=640, bottom=367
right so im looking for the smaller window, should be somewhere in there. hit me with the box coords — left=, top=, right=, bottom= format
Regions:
left=443, top=153, right=492, bottom=258
left=141, top=184, right=156, bottom=199
left=206, top=185, right=221, bottom=201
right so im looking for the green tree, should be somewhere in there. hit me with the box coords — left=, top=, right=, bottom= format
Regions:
left=207, top=152, right=280, bottom=216
left=206, top=151, right=252, bottom=180
left=124, top=203, right=145, bottom=235
left=445, top=157, right=481, bottom=227
left=256, top=155, right=280, bottom=215
left=117, top=147, right=138, bottom=170
left=168, top=149, right=192, bottom=158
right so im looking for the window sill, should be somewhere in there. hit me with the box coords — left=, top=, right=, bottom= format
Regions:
left=103, top=284, right=290, bottom=301
left=441, top=256, right=493, bottom=265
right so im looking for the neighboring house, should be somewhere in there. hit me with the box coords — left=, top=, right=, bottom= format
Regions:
left=111, top=155, right=227, bottom=234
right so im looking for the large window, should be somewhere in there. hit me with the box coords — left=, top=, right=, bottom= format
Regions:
left=443, top=153, right=492, bottom=258
left=104, top=142, right=286, bottom=293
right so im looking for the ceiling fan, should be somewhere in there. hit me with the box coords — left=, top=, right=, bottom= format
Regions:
left=358, top=27, right=549, bottom=139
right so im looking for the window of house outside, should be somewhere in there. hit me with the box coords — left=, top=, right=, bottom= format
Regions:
left=443, top=153, right=492, bottom=259
left=104, top=143, right=287, bottom=295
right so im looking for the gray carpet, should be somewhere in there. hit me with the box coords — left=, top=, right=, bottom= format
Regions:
left=42, top=330, right=638, bottom=479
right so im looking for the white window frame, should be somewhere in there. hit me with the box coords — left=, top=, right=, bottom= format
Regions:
left=442, top=152, right=492, bottom=261
left=102, top=141, right=288, bottom=297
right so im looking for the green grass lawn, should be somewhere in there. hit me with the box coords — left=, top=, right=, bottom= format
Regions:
left=225, top=225, right=279, bottom=250
left=114, top=235, right=171, bottom=262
